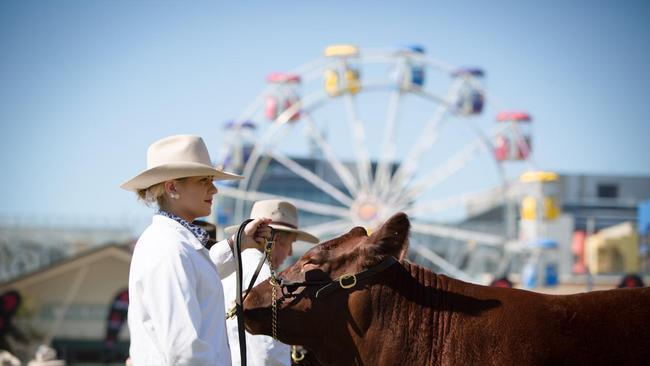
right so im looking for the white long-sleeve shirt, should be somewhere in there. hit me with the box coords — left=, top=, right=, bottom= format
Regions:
left=222, top=249, right=291, bottom=366
left=128, top=214, right=235, bottom=365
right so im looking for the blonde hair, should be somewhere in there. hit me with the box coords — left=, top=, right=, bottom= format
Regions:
left=136, top=182, right=166, bottom=207
left=136, top=178, right=187, bottom=207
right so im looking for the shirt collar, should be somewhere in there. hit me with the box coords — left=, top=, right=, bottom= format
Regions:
left=156, top=210, right=210, bottom=248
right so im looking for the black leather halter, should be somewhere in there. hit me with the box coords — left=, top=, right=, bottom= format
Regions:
left=275, top=255, right=398, bottom=298
left=233, top=229, right=398, bottom=366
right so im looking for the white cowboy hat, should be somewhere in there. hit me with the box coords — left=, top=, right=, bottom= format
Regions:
left=27, top=345, right=65, bottom=366
left=0, top=350, right=20, bottom=366
left=121, top=134, right=242, bottom=191
left=225, top=200, right=319, bottom=243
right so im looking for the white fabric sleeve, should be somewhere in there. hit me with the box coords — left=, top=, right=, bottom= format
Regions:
left=210, top=239, right=235, bottom=279
left=248, top=333, right=291, bottom=366
left=139, top=248, right=213, bottom=365
left=242, top=249, right=269, bottom=286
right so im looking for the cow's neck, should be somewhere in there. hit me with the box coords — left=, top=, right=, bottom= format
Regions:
left=365, top=260, right=455, bottom=365
left=308, top=260, right=457, bottom=365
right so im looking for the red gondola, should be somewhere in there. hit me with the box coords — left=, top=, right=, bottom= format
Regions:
left=265, top=72, right=301, bottom=122
left=495, top=111, right=532, bottom=161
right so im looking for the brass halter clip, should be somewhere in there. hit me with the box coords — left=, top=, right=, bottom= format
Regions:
left=265, top=239, right=274, bottom=254
left=225, top=303, right=237, bottom=320
left=291, top=345, right=306, bottom=362
left=338, top=274, right=357, bottom=289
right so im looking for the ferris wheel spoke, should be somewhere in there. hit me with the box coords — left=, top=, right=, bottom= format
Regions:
left=239, top=90, right=332, bottom=199
left=298, top=219, right=353, bottom=238
left=247, top=153, right=274, bottom=194
left=385, top=80, right=462, bottom=199
left=289, top=57, right=332, bottom=78
left=360, top=50, right=457, bottom=74
left=373, top=86, right=403, bottom=197
left=302, top=113, right=360, bottom=196
left=295, top=59, right=341, bottom=86
left=218, top=186, right=350, bottom=219
left=271, top=88, right=332, bottom=126
left=235, top=122, right=290, bottom=219
left=342, top=92, right=373, bottom=193
left=392, top=137, right=487, bottom=208
left=405, top=186, right=506, bottom=218
left=410, top=89, right=454, bottom=106
left=235, top=90, right=267, bottom=123
left=334, top=56, right=373, bottom=193
left=392, top=123, right=510, bottom=208
left=266, top=148, right=355, bottom=207
left=408, top=241, right=473, bottom=282
left=411, top=222, right=504, bottom=246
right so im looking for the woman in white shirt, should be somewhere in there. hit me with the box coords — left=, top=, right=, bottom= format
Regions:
left=121, top=135, right=271, bottom=366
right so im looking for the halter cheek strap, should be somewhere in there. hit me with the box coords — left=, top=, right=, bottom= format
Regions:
left=314, top=256, right=398, bottom=298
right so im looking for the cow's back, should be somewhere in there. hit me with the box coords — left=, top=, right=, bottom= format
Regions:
left=442, top=279, right=650, bottom=365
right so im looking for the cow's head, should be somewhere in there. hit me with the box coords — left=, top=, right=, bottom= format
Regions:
left=243, top=212, right=410, bottom=347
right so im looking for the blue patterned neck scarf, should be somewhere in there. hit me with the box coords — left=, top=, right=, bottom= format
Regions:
left=157, top=210, right=210, bottom=248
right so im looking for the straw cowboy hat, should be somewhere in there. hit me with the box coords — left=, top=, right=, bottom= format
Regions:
left=27, top=345, right=65, bottom=366
left=225, top=200, right=319, bottom=243
left=0, top=351, right=20, bottom=366
left=121, top=134, right=242, bottom=191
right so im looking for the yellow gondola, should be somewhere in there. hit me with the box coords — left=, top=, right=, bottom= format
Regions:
left=323, top=45, right=361, bottom=96
left=344, top=69, right=361, bottom=94
left=324, top=44, right=359, bottom=57
left=519, top=171, right=561, bottom=220
left=324, top=69, right=340, bottom=97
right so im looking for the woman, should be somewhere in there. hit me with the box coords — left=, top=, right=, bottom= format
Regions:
left=121, top=135, right=271, bottom=365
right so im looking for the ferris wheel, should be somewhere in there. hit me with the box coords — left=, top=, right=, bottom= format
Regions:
left=215, top=45, right=535, bottom=281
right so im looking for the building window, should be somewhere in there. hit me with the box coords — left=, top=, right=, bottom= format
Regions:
left=597, top=184, right=618, bottom=198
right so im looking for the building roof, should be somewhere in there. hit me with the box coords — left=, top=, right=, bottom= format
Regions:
left=0, top=244, right=132, bottom=291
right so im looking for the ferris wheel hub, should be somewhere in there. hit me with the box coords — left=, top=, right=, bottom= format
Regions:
left=350, top=194, right=388, bottom=227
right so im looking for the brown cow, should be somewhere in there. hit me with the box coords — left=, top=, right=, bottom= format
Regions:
left=244, top=213, right=650, bottom=365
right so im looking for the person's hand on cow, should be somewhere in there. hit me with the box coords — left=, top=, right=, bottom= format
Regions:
left=227, top=217, right=272, bottom=252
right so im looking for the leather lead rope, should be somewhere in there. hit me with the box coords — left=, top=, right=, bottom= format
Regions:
left=232, top=222, right=277, bottom=366
left=234, top=218, right=253, bottom=366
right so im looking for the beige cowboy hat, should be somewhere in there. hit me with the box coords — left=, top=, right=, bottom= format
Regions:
left=225, top=200, right=319, bottom=243
left=0, top=350, right=20, bottom=366
left=27, top=345, right=65, bottom=366
left=120, top=134, right=242, bottom=191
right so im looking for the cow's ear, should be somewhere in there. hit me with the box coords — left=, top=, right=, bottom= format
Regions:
left=366, top=212, right=410, bottom=262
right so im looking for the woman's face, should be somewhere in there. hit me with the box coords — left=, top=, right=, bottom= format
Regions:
left=271, top=231, right=297, bottom=269
left=171, top=176, right=217, bottom=221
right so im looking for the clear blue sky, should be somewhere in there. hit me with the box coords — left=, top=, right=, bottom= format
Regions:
left=1, top=0, right=649, bottom=231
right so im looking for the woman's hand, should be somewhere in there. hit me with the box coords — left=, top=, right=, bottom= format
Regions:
left=228, top=218, right=272, bottom=252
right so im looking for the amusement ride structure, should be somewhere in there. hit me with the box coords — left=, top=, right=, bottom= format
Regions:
left=214, top=45, right=536, bottom=282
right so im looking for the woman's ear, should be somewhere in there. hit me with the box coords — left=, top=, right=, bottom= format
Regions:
left=163, top=180, right=180, bottom=199
left=163, top=180, right=175, bottom=193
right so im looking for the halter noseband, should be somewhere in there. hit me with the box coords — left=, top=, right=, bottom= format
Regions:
left=273, top=255, right=398, bottom=298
